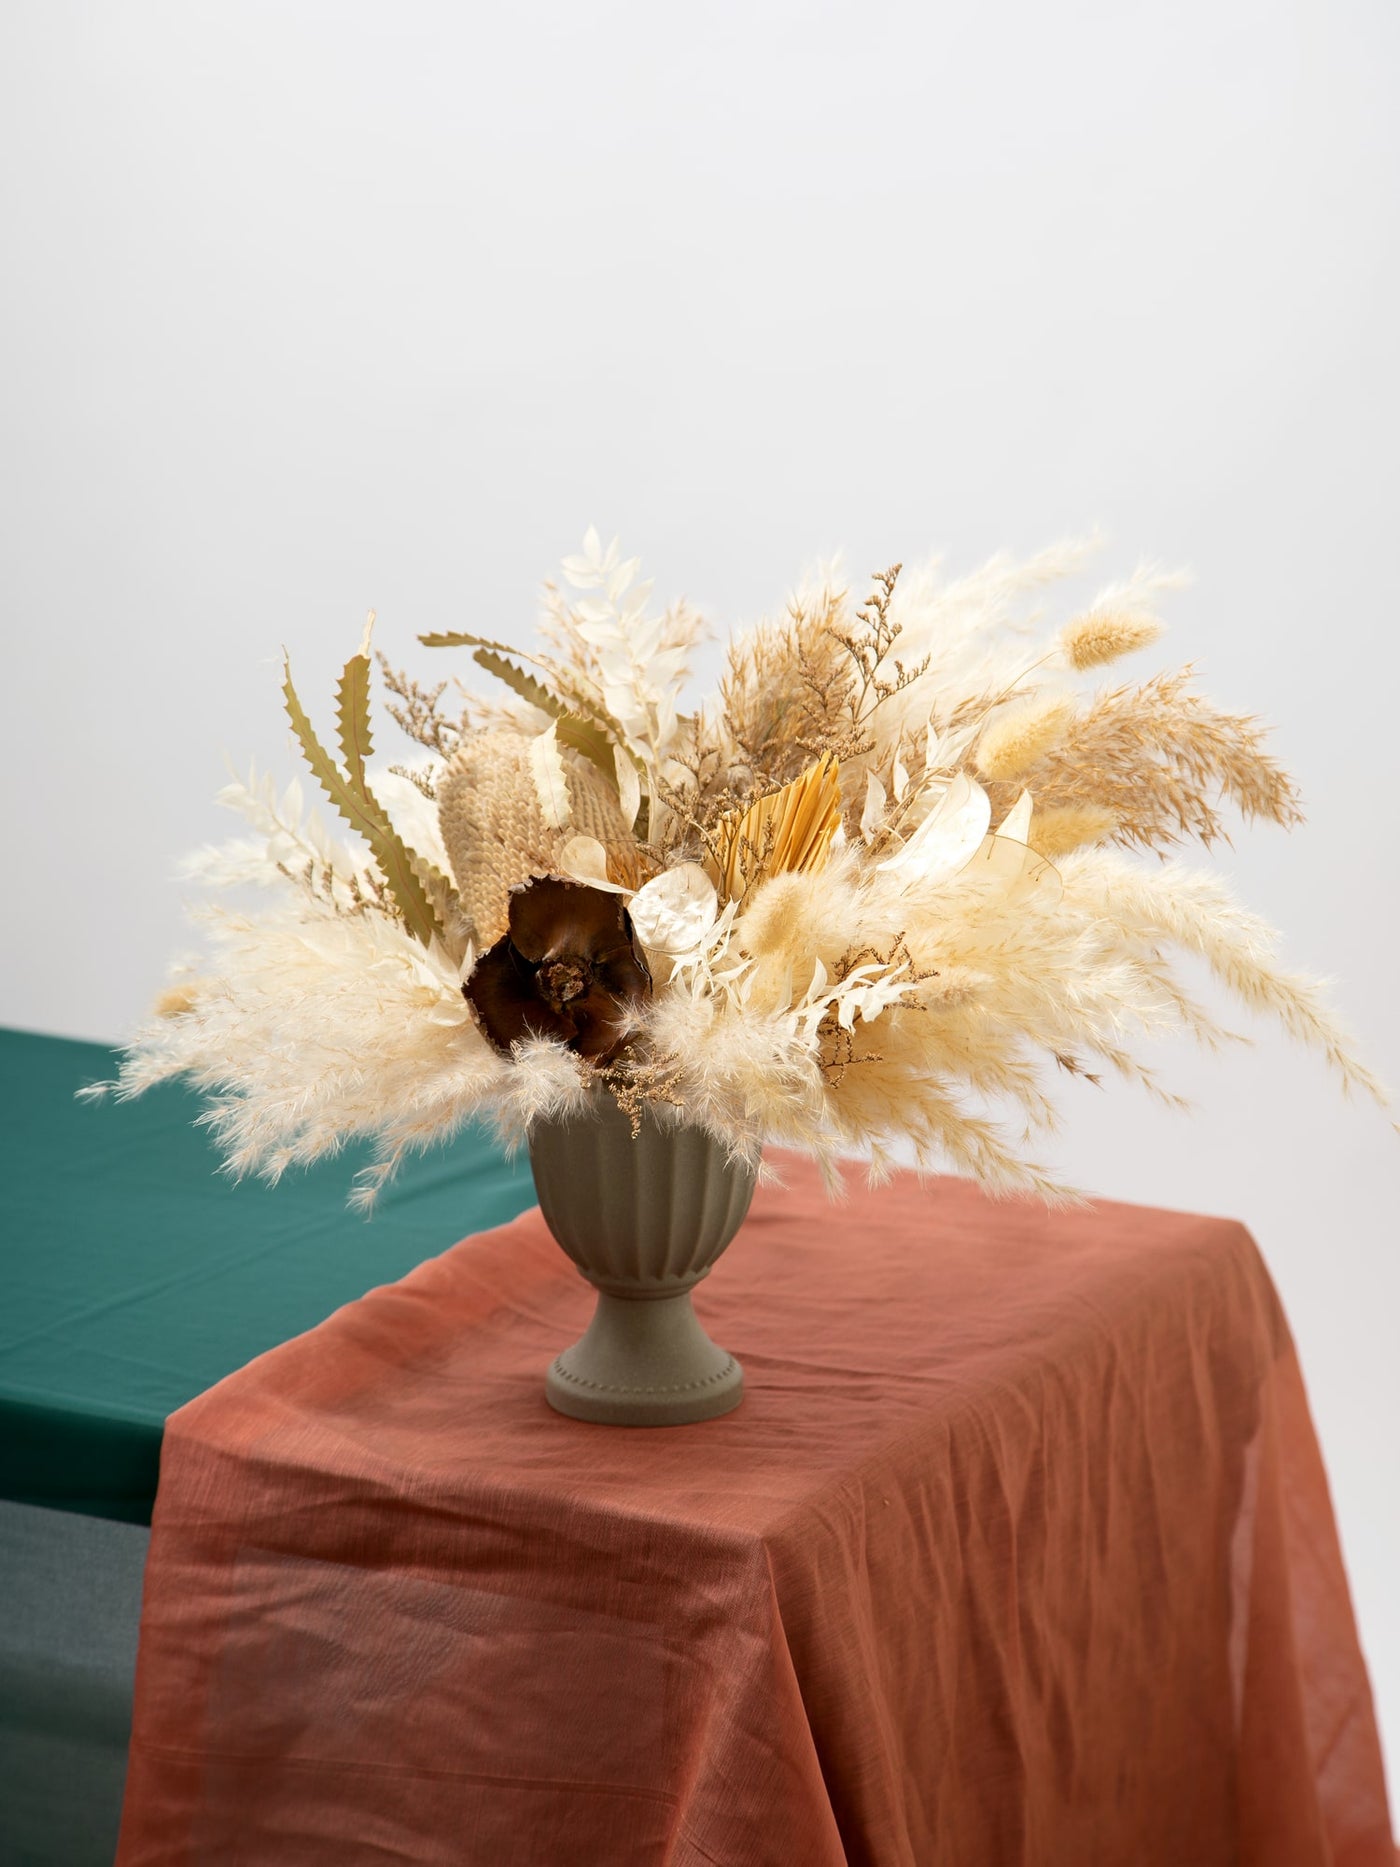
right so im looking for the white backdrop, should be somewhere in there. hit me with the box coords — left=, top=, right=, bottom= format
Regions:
left=3, top=0, right=1397, bottom=1792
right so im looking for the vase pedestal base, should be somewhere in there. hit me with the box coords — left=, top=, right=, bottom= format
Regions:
left=545, top=1289, right=745, bottom=1426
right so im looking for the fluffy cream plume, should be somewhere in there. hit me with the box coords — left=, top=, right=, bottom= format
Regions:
left=1059, top=852, right=1389, bottom=1103
left=974, top=694, right=1078, bottom=781
left=1060, top=610, right=1163, bottom=671
left=644, top=987, right=829, bottom=1168
left=643, top=855, right=1134, bottom=1196
left=628, top=818, right=1388, bottom=1199
left=479, top=1037, right=593, bottom=1157
left=85, top=900, right=510, bottom=1207
left=733, top=861, right=864, bottom=981
left=868, top=536, right=1104, bottom=757
left=1008, top=668, right=1303, bottom=851
left=1025, top=804, right=1119, bottom=858
left=153, top=981, right=203, bottom=1019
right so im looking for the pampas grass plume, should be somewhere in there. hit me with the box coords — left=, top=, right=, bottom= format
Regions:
left=1026, top=804, right=1119, bottom=858
left=153, top=982, right=202, bottom=1018
left=735, top=860, right=863, bottom=974
left=975, top=694, right=1078, bottom=781
left=1060, top=610, right=1164, bottom=671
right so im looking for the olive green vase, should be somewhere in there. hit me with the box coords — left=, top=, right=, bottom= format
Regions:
left=527, top=1095, right=756, bottom=1425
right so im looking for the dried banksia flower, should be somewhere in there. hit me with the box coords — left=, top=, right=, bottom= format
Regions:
left=709, top=754, right=843, bottom=903
left=975, top=695, right=1077, bottom=781
left=1060, top=609, right=1164, bottom=671
left=465, top=877, right=652, bottom=1065
left=437, top=730, right=641, bottom=947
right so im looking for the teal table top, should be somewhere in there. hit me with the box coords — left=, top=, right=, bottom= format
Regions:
left=0, top=1028, right=537, bottom=1525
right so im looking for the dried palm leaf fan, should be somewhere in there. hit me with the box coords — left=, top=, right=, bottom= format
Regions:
left=709, top=754, right=844, bottom=903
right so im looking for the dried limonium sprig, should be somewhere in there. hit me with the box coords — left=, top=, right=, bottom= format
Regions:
left=86, top=529, right=1389, bottom=1206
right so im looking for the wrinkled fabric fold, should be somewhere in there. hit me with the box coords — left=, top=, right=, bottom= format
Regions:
left=116, top=1160, right=1393, bottom=1865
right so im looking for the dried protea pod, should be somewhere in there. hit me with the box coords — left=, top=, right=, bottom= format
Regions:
left=437, top=730, right=642, bottom=947
left=465, top=877, right=652, bottom=1063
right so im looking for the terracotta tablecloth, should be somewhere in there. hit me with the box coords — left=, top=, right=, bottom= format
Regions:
left=115, top=1161, right=1394, bottom=1866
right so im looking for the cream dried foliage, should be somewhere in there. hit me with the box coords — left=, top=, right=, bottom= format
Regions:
left=648, top=862, right=1061, bottom=1195
left=539, top=530, right=708, bottom=771
left=837, top=553, right=1184, bottom=822
left=660, top=834, right=1308, bottom=1199
left=648, top=952, right=1075, bottom=1197
left=866, top=548, right=1299, bottom=861
left=903, top=849, right=1269, bottom=1075
left=733, top=854, right=949, bottom=999
left=719, top=849, right=1161, bottom=1070
left=183, top=767, right=370, bottom=902
left=807, top=1004, right=1089, bottom=1199
left=733, top=863, right=865, bottom=986
left=822, top=1030, right=1074, bottom=1198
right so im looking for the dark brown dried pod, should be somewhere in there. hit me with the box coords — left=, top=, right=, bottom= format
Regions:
left=464, top=877, right=652, bottom=1064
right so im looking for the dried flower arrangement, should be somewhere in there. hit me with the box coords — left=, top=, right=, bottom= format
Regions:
left=95, top=531, right=1387, bottom=1207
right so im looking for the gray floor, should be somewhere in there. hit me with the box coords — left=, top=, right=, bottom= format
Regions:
left=0, top=1502, right=147, bottom=1867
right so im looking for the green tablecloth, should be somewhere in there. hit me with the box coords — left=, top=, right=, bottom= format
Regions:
left=0, top=1028, right=536, bottom=1525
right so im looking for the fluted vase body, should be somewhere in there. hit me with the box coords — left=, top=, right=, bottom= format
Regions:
left=527, top=1095, right=756, bottom=1425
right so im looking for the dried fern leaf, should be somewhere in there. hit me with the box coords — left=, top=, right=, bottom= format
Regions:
left=419, top=631, right=587, bottom=718
left=334, top=646, right=374, bottom=787
left=422, top=631, right=643, bottom=773
left=426, top=634, right=651, bottom=838
left=283, top=657, right=443, bottom=948
left=419, top=628, right=541, bottom=655
left=467, top=642, right=571, bottom=718
left=558, top=714, right=628, bottom=783
left=477, top=647, right=643, bottom=778
left=487, top=652, right=621, bottom=774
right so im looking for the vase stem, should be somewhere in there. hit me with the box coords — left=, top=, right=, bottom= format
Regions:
left=546, top=1288, right=744, bottom=1426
